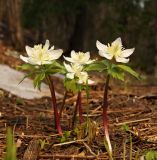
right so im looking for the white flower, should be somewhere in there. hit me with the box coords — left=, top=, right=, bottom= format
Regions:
left=20, top=40, right=63, bottom=65
left=64, top=62, right=94, bottom=84
left=96, top=37, right=135, bottom=63
left=64, top=62, right=83, bottom=79
left=77, top=72, right=94, bottom=84
left=64, top=50, right=94, bottom=65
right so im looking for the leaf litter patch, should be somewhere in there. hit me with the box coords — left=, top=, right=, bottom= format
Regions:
left=0, top=85, right=157, bottom=159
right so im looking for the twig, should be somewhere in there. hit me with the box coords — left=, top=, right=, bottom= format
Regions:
left=83, top=142, right=97, bottom=157
left=82, top=114, right=101, bottom=117
left=0, top=133, right=60, bottom=138
left=65, top=95, right=77, bottom=104
left=25, top=107, right=53, bottom=113
left=39, top=154, right=96, bottom=159
left=53, top=139, right=85, bottom=147
left=138, top=94, right=157, bottom=99
left=91, top=105, right=102, bottom=114
left=14, top=105, right=25, bottom=112
left=114, top=118, right=151, bottom=126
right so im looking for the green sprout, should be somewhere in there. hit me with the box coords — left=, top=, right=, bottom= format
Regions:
left=4, top=128, right=17, bottom=160
left=145, top=150, right=157, bottom=160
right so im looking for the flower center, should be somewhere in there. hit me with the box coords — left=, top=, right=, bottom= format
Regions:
left=78, top=53, right=84, bottom=60
left=107, top=43, right=121, bottom=56
left=32, top=45, right=50, bottom=63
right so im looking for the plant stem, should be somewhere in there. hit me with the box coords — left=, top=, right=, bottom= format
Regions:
left=123, top=140, right=126, bottom=160
left=102, top=74, right=112, bottom=155
left=129, top=133, right=132, bottom=160
left=71, top=92, right=79, bottom=129
left=71, top=91, right=83, bottom=129
left=78, top=91, right=83, bottom=124
left=59, top=90, right=68, bottom=118
left=46, top=75, right=62, bottom=135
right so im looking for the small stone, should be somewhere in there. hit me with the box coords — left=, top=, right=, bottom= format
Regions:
left=16, top=139, right=22, bottom=148
left=0, top=89, right=4, bottom=97
left=5, top=49, right=20, bottom=58
left=0, top=64, right=63, bottom=99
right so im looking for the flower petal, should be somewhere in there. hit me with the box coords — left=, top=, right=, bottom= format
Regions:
left=44, top=40, right=50, bottom=50
left=64, top=62, right=74, bottom=73
left=85, top=59, right=95, bottom=64
left=121, top=48, right=135, bottom=57
left=77, top=80, right=83, bottom=84
left=49, top=49, right=63, bottom=60
left=66, top=73, right=74, bottom=79
left=77, top=79, right=94, bottom=85
left=115, top=56, right=129, bottom=63
left=71, top=50, right=76, bottom=59
left=25, top=46, right=34, bottom=56
left=99, top=50, right=113, bottom=60
left=50, top=46, right=54, bottom=50
left=20, top=55, right=29, bottom=63
left=77, top=72, right=88, bottom=84
left=28, top=58, right=40, bottom=65
left=63, top=56, right=75, bottom=63
left=88, top=79, right=95, bottom=85
left=84, top=52, right=90, bottom=61
left=112, top=37, right=122, bottom=46
left=71, top=50, right=80, bottom=62
left=42, top=61, right=52, bottom=65
left=96, top=40, right=107, bottom=51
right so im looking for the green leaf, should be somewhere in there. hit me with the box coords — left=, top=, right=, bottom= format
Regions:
left=108, top=65, right=125, bottom=81
left=59, top=131, right=71, bottom=143
left=145, top=151, right=157, bottom=160
left=109, top=71, right=124, bottom=81
left=60, top=136, right=66, bottom=143
left=39, top=139, right=49, bottom=150
left=84, top=62, right=107, bottom=72
left=44, top=62, right=66, bottom=75
left=117, top=64, right=139, bottom=79
left=5, top=128, right=16, bottom=160
left=64, top=79, right=79, bottom=93
left=64, top=131, right=70, bottom=138
left=18, top=72, right=35, bottom=84
left=53, top=61, right=64, bottom=69
left=15, top=98, right=24, bottom=105
left=52, top=68, right=66, bottom=74
left=17, top=63, right=35, bottom=71
left=121, top=124, right=129, bottom=132
left=33, top=72, right=45, bottom=90
left=101, top=59, right=111, bottom=68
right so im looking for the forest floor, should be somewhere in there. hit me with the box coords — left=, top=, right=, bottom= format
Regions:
left=0, top=42, right=157, bottom=160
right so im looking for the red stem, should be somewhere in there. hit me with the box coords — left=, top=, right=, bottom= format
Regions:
left=46, top=75, right=62, bottom=135
left=71, top=91, right=83, bottom=128
left=59, top=90, right=68, bottom=118
left=102, top=74, right=112, bottom=154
